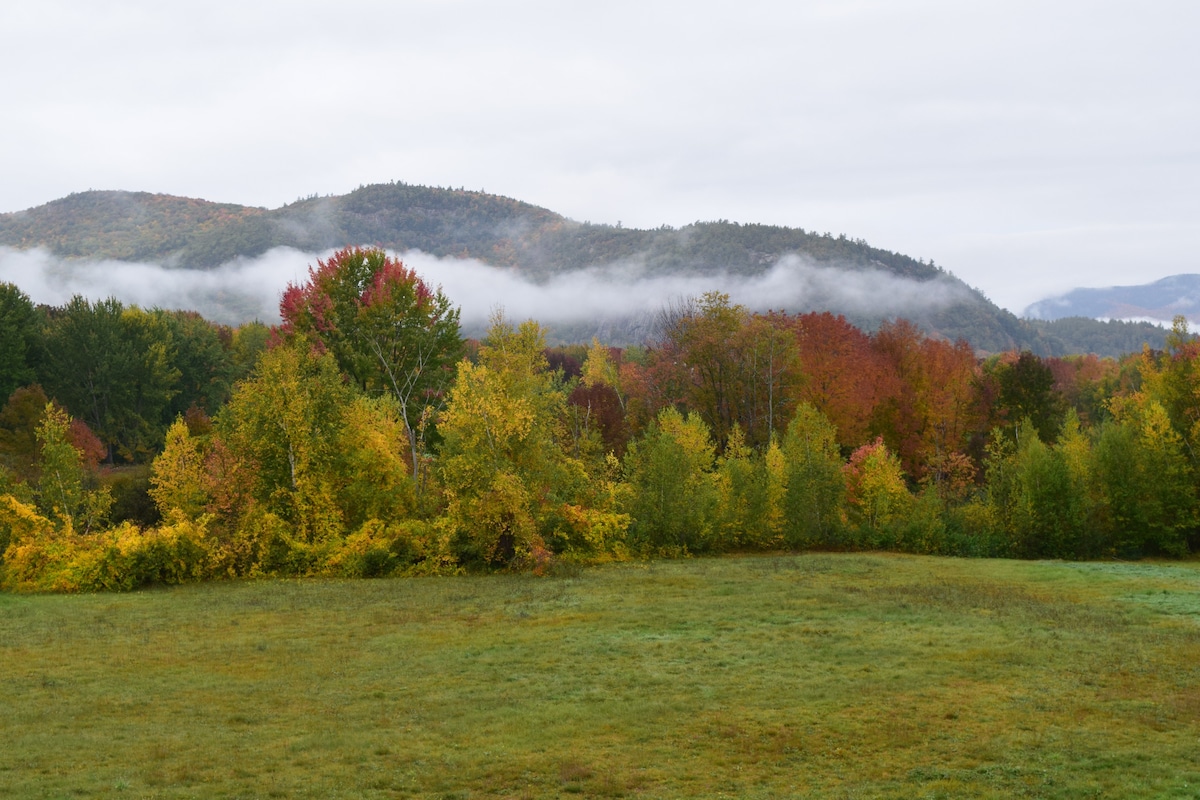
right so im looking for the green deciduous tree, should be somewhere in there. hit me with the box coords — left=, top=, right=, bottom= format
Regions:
left=230, top=321, right=270, bottom=382
left=990, top=351, right=1065, bottom=443
left=780, top=403, right=846, bottom=548
left=162, top=310, right=236, bottom=418
left=1000, top=424, right=1076, bottom=558
left=34, top=403, right=111, bottom=534
left=280, top=247, right=462, bottom=486
left=623, top=406, right=718, bottom=553
left=1096, top=398, right=1196, bottom=556
left=982, top=414, right=1107, bottom=559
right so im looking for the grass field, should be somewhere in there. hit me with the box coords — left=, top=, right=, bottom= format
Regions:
left=4, top=553, right=1200, bottom=798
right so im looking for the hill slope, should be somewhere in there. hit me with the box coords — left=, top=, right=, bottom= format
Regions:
left=0, top=184, right=1166, bottom=356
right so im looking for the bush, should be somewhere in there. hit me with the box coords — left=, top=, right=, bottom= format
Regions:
left=0, top=497, right=212, bottom=592
left=104, top=466, right=161, bottom=528
left=944, top=500, right=1005, bottom=558
left=327, top=519, right=434, bottom=578
left=0, top=495, right=70, bottom=592
left=74, top=521, right=211, bottom=591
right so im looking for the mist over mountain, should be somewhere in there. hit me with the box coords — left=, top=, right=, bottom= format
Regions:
left=0, top=246, right=976, bottom=341
left=0, top=183, right=1170, bottom=356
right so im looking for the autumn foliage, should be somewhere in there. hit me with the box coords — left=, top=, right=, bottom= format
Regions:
left=1, top=255, right=1199, bottom=591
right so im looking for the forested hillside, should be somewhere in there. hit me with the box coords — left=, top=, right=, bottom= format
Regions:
left=1, top=248, right=1197, bottom=592
left=0, top=192, right=264, bottom=264
left=1028, top=317, right=1168, bottom=356
left=1, top=184, right=1167, bottom=356
left=0, top=185, right=938, bottom=275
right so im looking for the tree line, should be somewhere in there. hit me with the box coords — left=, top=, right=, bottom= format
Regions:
left=0, top=247, right=1194, bottom=591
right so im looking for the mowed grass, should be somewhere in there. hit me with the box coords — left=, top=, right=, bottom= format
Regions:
left=4, top=555, right=1200, bottom=798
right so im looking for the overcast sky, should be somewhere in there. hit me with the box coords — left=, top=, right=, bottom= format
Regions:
left=2, top=0, right=1196, bottom=314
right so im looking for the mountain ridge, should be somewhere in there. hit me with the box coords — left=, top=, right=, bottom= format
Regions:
left=1026, top=274, right=1200, bottom=325
left=0, top=184, right=1169, bottom=357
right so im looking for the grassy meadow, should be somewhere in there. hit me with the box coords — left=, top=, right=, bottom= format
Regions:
left=4, top=553, right=1200, bottom=798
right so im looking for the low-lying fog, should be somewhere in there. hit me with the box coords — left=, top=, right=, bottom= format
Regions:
left=0, top=246, right=974, bottom=340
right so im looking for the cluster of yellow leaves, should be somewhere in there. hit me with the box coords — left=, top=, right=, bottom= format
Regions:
left=0, top=495, right=210, bottom=592
left=844, top=438, right=912, bottom=532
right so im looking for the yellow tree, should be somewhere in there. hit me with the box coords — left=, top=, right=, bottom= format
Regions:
left=217, top=344, right=353, bottom=543
left=714, top=424, right=784, bottom=550
left=337, top=395, right=415, bottom=530
left=581, top=338, right=625, bottom=411
left=844, top=437, right=912, bottom=537
left=437, top=316, right=606, bottom=566
left=149, top=417, right=209, bottom=521
left=1131, top=317, right=1200, bottom=465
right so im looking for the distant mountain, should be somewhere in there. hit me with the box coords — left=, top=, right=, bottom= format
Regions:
left=1025, top=274, right=1200, bottom=324
left=0, top=184, right=1171, bottom=357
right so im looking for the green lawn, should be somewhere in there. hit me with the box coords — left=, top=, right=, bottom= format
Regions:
left=4, top=553, right=1200, bottom=798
